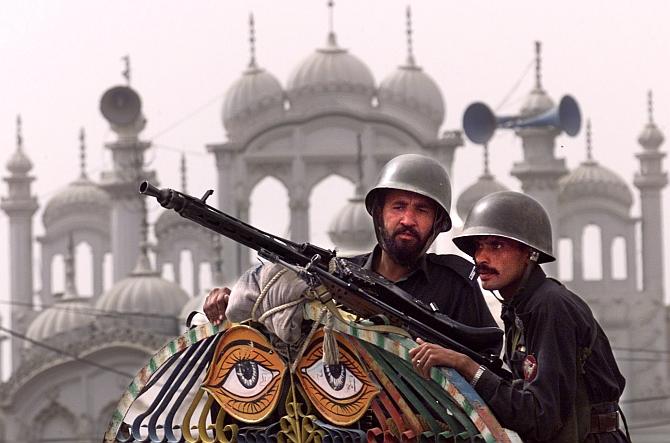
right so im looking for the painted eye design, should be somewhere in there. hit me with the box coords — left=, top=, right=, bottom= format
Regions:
left=296, top=329, right=379, bottom=426
left=302, top=360, right=364, bottom=400
left=221, top=356, right=280, bottom=398
left=202, top=326, right=286, bottom=422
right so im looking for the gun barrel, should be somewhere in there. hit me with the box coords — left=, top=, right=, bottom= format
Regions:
left=139, top=180, right=159, bottom=197
left=139, top=181, right=182, bottom=209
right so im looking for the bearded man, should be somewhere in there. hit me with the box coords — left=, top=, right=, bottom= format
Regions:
left=346, top=154, right=499, bottom=333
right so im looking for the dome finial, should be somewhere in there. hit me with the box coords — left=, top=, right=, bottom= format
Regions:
left=16, top=115, right=23, bottom=151
left=326, top=0, right=338, bottom=47
left=405, top=6, right=416, bottom=66
left=355, top=133, right=364, bottom=195
left=647, top=90, right=654, bottom=124
left=586, top=119, right=593, bottom=161
left=248, top=13, right=257, bottom=69
left=180, top=152, right=188, bottom=193
left=121, top=54, right=131, bottom=85
left=79, top=127, right=88, bottom=179
left=63, top=233, right=78, bottom=298
left=534, top=41, right=543, bottom=91
left=483, top=143, right=491, bottom=176
left=7, top=114, right=34, bottom=174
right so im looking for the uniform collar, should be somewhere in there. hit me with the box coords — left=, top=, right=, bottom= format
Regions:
left=507, top=265, right=547, bottom=310
left=363, top=245, right=431, bottom=283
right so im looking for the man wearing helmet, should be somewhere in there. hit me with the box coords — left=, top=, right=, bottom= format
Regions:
left=347, top=153, right=500, bottom=336
left=410, top=191, right=628, bottom=442
left=204, top=154, right=500, bottom=354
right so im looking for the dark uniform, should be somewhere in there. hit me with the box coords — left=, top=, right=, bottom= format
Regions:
left=474, top=266, right=627, bottom=442
left=348, top=246, right=501, bottom=354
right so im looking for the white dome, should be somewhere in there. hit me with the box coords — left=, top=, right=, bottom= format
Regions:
left=519, top=88, right=554, bottom=117
left=638, top=122, right=664, bottom=150
left=559, top=160, right=633, bottom=208
left=286, top=33, right=375, bottom=109
left=95, top=255, right=189, bottom=317
left=6, top=149, right=33, bottom=174
left=456, top=174, right=510, bottom=221
left=327, top=194, right=376, bottom=257
left=25, top=296, right=93, bottom=347
left=154, top=209, right=187, bottom=238
left=378, top=64, right=445, bottom=127
left=222, top=65, right=284, bottom=132
left=42, top=177, right=111, bottom=228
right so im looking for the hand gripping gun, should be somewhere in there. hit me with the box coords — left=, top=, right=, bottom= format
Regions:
left=140, top=181, right=510, bottom=379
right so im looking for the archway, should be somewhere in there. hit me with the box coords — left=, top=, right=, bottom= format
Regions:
left=75, top=241, right=93, bottom=296
left=582, top=224, right=603, bottom=281
left=309, top=174, right=355, bottom=250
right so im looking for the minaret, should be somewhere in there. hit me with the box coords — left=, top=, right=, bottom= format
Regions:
left=99, top=58, right=154, bottom=282
left=634, top=91, right=667, bottom=296
left=402, top=6, right=462, bottom=188
left=1, top=116, right=39, bottom=371
left=629, top=91, right=669, bottom=420
left=510, top=42, right=569, bottom=276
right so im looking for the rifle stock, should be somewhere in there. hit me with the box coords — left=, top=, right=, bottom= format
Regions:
left=140, top=181, right=510, bottom=379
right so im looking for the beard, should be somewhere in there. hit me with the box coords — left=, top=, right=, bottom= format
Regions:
left=380, top=225, right=429, bottom=267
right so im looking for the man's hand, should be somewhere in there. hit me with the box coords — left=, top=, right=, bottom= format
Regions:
left=409, top=337, right=480, bottom=381
left=203, top=287, right=231, bottom=326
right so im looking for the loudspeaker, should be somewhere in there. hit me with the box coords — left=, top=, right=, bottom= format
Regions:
left=100, top=86, right=142, bottom=126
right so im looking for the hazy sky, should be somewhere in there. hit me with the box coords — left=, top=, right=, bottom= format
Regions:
left=1, top=1, right=670, bottom=370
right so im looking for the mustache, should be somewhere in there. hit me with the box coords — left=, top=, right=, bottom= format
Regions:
left=475, top=264, right=498, bottom=274
left=393, top=226, right=420, bottom=239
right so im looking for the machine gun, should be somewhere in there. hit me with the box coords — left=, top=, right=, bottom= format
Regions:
left=140, top=181, right=510, bottom=379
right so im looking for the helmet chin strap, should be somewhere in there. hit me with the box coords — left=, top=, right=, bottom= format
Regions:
left=510, top=250, right=540, bottom=302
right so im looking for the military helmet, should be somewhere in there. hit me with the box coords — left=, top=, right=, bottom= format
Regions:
left=364, top=154, right=452, bottom=232
left=452, top=191, right=555, bottom=263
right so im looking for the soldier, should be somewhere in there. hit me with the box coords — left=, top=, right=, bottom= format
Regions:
left=205, top=154, right=500, bottom=354
left=346, top=153, right=499, bottom=336
left=410, top=191, right=629, bottom=442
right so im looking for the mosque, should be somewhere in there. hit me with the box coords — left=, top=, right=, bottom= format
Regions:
left=1, top=5, right=668, bottom=442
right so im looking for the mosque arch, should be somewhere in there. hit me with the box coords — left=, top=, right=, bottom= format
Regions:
left=34, top=401, right=77, bottom=442
left=611, top=236, right=628, bottom=280
left=249, top=175, right=290, bottom=238
left=241, top=110, right=426, bottom=150
left=179, top=249, right=195, bottom=296
left=309, top=174, right=356, bottom=248
left=75, top=240, right=94, bottom=296
left=162, top=262, right=176, bottom=282
left=558, top=237, right=574, bottom=281
left=50, top=253, right=65, bottom=294
left=582, top=224, right=603, bottom=281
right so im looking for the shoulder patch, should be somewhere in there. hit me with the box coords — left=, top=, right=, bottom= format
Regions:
left=427, top=254, right=478, bottom=283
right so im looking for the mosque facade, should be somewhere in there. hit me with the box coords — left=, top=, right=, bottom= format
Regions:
left=1, top=6, right=668, bottom=442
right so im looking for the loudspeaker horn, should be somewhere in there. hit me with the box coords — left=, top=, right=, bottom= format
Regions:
left=462, top=95, right=582, bottom=145
left=100, top=86, right=142, bottom=126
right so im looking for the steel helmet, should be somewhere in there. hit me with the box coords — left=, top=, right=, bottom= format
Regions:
left=364, top=154, right=452, bottom=232
left=453, top=191, right=555, bottom=263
